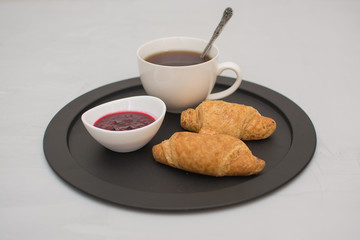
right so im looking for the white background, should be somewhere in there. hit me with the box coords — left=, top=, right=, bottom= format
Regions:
left=1, top=0, right=359, bottom=239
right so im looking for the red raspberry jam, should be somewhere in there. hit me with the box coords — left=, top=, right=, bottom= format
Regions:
left=94, top=111, right=155, bottom=131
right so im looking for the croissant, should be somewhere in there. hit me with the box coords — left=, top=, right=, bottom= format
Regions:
left=181, top=100, right=276, bottom=140
left=152, top=132, right=265, bottom=177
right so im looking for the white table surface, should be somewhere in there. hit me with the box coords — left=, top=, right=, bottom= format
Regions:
left=1, top=0, right=360, bottom=239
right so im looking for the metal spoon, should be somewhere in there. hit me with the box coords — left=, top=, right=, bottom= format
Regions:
left=201, top=7, right=233, bottom=59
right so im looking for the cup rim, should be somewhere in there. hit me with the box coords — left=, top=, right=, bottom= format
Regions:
left=136, top=36, right=219, bottom=68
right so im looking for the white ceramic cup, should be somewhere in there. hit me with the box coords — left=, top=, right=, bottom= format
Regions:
left=137, top=37, right=242, bottom=113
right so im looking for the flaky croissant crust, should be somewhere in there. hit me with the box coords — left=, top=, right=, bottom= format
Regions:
left=152, top=132, right=265, bottom=177
left=181, top=100, right=276, bottom=140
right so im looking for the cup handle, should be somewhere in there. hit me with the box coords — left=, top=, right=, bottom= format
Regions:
left=206, top=62, right=242, bottom=100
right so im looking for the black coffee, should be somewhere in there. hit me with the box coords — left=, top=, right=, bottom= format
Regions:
left=145, top=50, right=211, bottom=66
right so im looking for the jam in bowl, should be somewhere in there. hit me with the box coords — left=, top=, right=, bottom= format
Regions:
left=94, top=111, right=155, bottom=131
left=81, top=95, right=166, bottom=152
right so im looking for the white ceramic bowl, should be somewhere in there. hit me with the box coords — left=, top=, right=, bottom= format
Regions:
left=81, top=96, right=166, bottom=152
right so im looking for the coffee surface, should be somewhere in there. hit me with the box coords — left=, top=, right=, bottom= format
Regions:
left=145, top=50, right=211, bottom=66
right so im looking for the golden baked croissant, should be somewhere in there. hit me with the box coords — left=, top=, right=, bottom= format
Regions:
left=181, top=100, right=276, bottom=140
left=152, top=132, right=265, bottom=177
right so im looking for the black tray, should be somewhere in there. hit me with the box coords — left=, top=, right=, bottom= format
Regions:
left=43, top=77, right=316, bottom=211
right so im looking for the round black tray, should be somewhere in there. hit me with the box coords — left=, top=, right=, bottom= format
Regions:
left=43, top=76, right=316, bottom=211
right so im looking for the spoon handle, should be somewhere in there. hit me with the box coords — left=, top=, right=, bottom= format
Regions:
left=201, top=7, right=233, bottom=59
